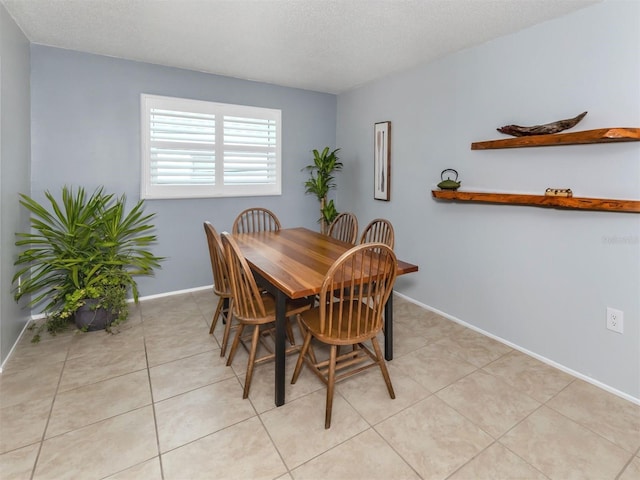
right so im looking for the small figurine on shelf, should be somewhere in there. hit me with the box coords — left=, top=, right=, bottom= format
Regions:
left=545, top=188, right=573, bottom=197
left=438, top=169, right=461, bottom=190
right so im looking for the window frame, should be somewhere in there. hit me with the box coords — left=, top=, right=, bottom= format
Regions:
left=141, top=94, right=282, bottom=199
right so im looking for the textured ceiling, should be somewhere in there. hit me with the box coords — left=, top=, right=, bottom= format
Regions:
left=2, top=0, right=600, bottom=94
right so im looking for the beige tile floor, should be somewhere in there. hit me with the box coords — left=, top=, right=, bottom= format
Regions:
left=1, top=290, right=638, bottom=480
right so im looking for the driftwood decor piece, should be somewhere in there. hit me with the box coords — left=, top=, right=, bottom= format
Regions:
left=497, top=111, right=587, bottom=137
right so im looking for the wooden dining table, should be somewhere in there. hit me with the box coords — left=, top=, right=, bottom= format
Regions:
left=231, top=227, right=419, bottom=407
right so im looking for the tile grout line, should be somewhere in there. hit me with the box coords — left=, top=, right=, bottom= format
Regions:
left=487, top=371, right=632, bottom=479
left=355, top=392, right=428, bottom=480
left=541, top=378, right=638, bottom=478
left=488, top=401, right=552, bottom=479
left=415, top=360, right=548, bottom=479
left=485, top=378, right=580, bottom=478
left=147, top=293, right=269, bottom=467
left=140, top=307, right=166, bottom=480
left=543, top=379, right=639, bottom=458
left=30, top=334, right=74, bottom=480
left=254, top=401, right=293, bottom=476
left=614, top=446, right=640, bottom=480
left=424, top=366, right=520, bottom=480
left=369, top=425, right=424, bottom=479
left=328, top=344, right=444, bottom=479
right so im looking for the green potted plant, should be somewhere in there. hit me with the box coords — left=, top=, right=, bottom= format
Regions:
left=303, top=147, right=343, bottom=233
left=12, top=186, right=163, bottom=342
left=58, top=267, right=130, bottom=332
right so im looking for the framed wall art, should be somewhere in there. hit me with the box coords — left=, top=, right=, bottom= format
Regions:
left=374, top=121, right=391, bottom=201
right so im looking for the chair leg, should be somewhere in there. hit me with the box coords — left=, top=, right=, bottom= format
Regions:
left=209, top=297, right=224, bottom=334
left=243, top=325, right=261, bottom=399
left=295, top=316, right=317, bottom=365
left=285, top=316, right=296, bottom=346
left=219, top=298, right=234, bottom=357
left=291, top=330, right=313, bottom=384
left=226, top=323, right=245, bottom=367
left=325, top=345, right=337, bottom=429
left=371, top=337, right=395, bottom=399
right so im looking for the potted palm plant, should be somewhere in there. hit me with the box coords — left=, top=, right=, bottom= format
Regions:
left=12, top=186, right=163, bottom=342
left=303, top=147, right=343, bottom=234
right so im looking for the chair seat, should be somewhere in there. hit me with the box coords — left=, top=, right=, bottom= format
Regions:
left=263, top=293, right=312, bottom=319
left=300, top=301, right=378, bottom=345
left=234, top=293, right=311, bottom=325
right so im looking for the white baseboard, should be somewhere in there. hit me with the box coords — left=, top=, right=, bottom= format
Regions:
left=135, top=284, right=213, bottom=302
left=0, top=318, right=35, bottom=373
left=393, top=291, right=640, bottom=406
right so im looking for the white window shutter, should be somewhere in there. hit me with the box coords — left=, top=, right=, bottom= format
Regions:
left=141, top=94, right=281, bottom=199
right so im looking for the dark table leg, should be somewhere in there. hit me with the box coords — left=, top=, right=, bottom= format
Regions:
left=222, top=297, right=230, bottom=323
left=250, top=271, right=286, bottom=407
left=384, top=292, right=393, bottom=360
left=274, top=290, right=287, bottom=406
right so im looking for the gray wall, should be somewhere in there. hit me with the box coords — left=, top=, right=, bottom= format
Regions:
left=337, top=0, right=639, bottom=399
left=30, top=46, right=337, bottom=297
left=0, top=3, right=31, bottom=367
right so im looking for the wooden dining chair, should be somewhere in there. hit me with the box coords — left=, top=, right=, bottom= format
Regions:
left=232, top=207, right=281, bottom=234
left=291, top=242, right=398, bottom=428
left=327, top=212, right=358, bottom=244
left=221, top=232, right=311, bottom=399
left=360, top=218, right=395, bottom=248
left=203, top=222, right=236, bottom=357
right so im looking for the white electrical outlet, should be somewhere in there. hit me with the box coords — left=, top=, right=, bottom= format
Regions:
left=606, top=307, right=624, bottom=333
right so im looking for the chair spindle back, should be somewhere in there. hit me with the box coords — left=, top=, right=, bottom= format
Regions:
left=232, top=207, right=281, bottom=234
left=360, top=218, right=395, bottom=248
left=327, top=212, right=359, bottom=244
left=317, top=243, right=397, bottom=341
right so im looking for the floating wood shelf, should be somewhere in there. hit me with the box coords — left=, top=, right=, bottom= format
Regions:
left=432, top=190, right=640, bottom=213
left=471, top=128, right=640, bottom=150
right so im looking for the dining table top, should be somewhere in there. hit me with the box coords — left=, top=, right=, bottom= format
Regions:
left=231, top=227, right=419, bottom=299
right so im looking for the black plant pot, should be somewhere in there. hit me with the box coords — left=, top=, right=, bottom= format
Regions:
left=74, top=299, right=116, bottom=331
